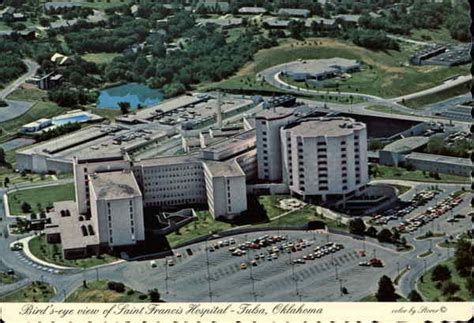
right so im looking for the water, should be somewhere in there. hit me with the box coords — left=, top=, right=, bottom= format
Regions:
left=52, top=114, right=91, bottom=126
left=96, top=82, right=164, bottom=109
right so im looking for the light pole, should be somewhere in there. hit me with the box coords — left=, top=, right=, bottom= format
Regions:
left=205, top=234, right=220, bottom=302
left=423, top=259, right=427, bottom=274
left=164, top=257, right=169, bottom=295
left=334, top=263, right=339, bottom=280
left=95, top=267, right=99, bottom=281
left=396, top=261, right=400, bottom=275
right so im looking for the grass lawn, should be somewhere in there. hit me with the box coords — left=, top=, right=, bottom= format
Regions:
left=28, top=234, right=118, bottom=268
left=394, top=267, right=409, bottom=285
left=403, top=80, right=471, bottom=109
left=269, top=205, right=348, bottom=231
left=66, top=280, right=148, bottom=302
left=208, top=38, right=468, bottom=98
left=0, top=281, right=55, bottom=302
left=82, top=53, right=121, bottom=64
left=0, top=272, right=17, bottom=285
left=257, top=194, right=291, bottom=219
left=410, top=28, right=459, bottom=44
left=366, top=105, right=412, bottom=116
left=417, top=258, right=471, bottom=301
left=6, top=87, right=48, bottom=101
left=372, top=165, right=470, bottom=184
left=8, top=183, right=75, bottom=215
left=167, top=196, right=347, bottom=248
left=166, top=210, right=233, bottom=248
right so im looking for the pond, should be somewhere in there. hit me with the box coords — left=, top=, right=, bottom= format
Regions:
left=96, top=82, right=163, bottom=109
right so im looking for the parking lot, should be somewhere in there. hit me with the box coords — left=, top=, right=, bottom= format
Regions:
left=120, top=230, right=402, bottom=302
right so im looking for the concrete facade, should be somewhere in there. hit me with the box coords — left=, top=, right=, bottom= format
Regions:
left=281, top=117, right=368, bottom=200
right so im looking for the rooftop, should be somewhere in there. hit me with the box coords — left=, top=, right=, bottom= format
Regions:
left=383, top=136, right=430, bottom=153
left=284, top=117, right=365, bottom=137
left=277, top=8, right=310, bottom=16
left=136, top=154, right=201, bottom=167
left=46, top=201, right=99, bottom=250
left=256, top=106, right=296, bottom=120
left=204, top=160, right=245, bottom=177
left=283, top=58, right=360, bottom=76
left=238, top=7, right=267, bottom=13
left=405, top=152, right=472, bottom=166
left=90, top=170, right=142, bottom=200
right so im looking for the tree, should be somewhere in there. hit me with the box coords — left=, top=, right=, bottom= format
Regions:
left=375, top=275, right=396, bottom=301
left=148, top=288, right=161, bottom=302
left=288, top=20, right=305, bottom=40
left=366, top=226, right=378, bottom=238
left=408, top=290, right=423, bottom=302
left=431, top=264, right=451, bottom=282
left=4, top=177, right=10, bottom=187
left=21, top=202, right=32, bottom=213
left=118, top=101, right=130, bottom=115
left=349, top=217, right=366, bottom=236
left=454, top=238, right=472, bottom=277
left=442, top=281, right=460, bottom=296
left=377, top=228, right=393, bottom=243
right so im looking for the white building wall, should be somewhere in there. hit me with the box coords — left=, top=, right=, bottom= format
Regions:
left=281, top=119, right=368, bottom=199
left=133, top=162, right=207, bottom=207
left=256, top=115, right=294, bottom=181
left=74, top=158, right=131, bottom=214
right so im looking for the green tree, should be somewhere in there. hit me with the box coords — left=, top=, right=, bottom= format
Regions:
left=442, top=281, right=460, bottom=296
left=349, top=217, right=366, bottom=236
left=377, top=228, right=393, bottom=243
left=375, top=275, right=396, bottom=302
left=431, top=264, right=451, bottom=282
left=21, top=202, right=32, bottom=213
left=454, top=239, right=472, bottom=277
left=408, top=290, right=423, bottom=302
left=118, top=102, right=130, bottom=115
left=148, top=288, right=161, bottom=302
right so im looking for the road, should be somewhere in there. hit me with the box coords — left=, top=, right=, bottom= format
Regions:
left=0, top=179, right=470, bottom=302
left=0, top=59, right=39, bottom=124
left=390, top=74, right=472, bottom=103
left=260, top=63, right=472, bottom=121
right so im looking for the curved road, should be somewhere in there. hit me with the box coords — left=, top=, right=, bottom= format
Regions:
left=260, top=63, right=471, bottom=119
left=0, top=59, right=39, bottom=124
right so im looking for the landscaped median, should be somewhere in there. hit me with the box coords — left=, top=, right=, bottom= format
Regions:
left=28, top=234, right=118, bottom=269
left=371, top=165, right=470, bottom=184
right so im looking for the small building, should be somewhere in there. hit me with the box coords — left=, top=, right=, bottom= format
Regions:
left=51, top=53, right=72, bottom=66
left=277, top=8, right=311, bottom=18
left=21, top=118, right=53, bottom=133
left=405, top=152, right=472, bottom=177
left=283, top=58, right=361, bottom=82
left=44, top=1, right=82, bottom=11
left=29, top=72, right=63, bottom=90
left=238, top=7, right=267, bottom=14
left=196, top=0, right=230, bottom=12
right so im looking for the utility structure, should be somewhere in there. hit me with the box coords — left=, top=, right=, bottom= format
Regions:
left=216, top=90, right=223, bottom=129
